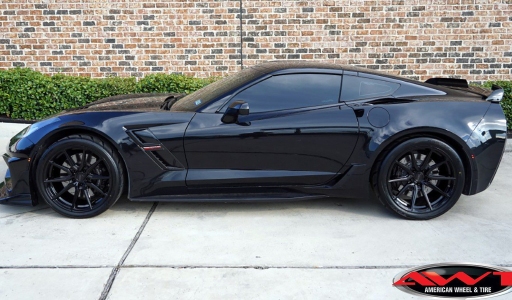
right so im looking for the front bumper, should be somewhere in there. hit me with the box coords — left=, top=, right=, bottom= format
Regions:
left=0, top=153, right=33, bottom=205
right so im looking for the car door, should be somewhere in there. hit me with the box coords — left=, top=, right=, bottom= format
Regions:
left=183, top=73, right=360, bottom=187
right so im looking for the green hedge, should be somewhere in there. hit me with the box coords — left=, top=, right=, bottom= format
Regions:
left=0, top=68, right=511, bottom=130
left=0, top=68, right=215, bottom=120
left=135, top=73, right=213, bottom=94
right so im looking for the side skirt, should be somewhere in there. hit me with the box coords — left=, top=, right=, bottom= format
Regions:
left=129, top=193, right=326, bottom=202
left=128, top=163, right=371, bottom=203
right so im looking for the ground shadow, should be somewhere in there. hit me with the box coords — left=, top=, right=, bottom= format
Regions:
left=0, top=191, right=396, bottom=220
left=110, top=192, right=396, bottom=220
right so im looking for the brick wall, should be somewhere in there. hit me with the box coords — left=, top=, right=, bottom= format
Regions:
left=0, top=0, right=511, bottom=82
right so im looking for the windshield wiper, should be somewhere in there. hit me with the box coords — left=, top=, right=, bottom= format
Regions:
left=160, top=94, right=185, bottom=110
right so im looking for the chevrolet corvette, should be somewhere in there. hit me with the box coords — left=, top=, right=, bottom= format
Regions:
left=0, top=61, right=507, bottom=219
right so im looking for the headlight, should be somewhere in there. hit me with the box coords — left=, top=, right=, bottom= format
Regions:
left=8, top=126, right=30, bottom=153
left=7, top=117, right=60, bottom=154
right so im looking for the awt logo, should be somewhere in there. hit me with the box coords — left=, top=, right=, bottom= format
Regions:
left=393, top=263, right=512, bottom=298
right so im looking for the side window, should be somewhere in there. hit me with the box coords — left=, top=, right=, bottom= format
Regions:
left=341, top=76, right=400, bottom=101
left=226, top=74, right=342, bottom=113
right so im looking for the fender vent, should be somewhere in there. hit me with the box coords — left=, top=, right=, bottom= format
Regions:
left=151, top=150, right=184, bottom=169
left=126, top=129, right=184, bottom=170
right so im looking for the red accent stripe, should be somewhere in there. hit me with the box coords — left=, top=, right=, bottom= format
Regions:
left=142, top=145, right=162, bottom=151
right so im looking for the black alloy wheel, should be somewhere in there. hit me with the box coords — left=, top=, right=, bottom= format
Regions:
left=36, top=134, right=124, bottom=218
left=374, top=137, right=465, bottom=220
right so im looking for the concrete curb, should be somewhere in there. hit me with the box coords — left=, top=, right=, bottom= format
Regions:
left=0, top=122, right=511, bottom=152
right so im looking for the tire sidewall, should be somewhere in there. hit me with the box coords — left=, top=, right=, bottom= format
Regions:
left=376, top=138, right=465, bottom=220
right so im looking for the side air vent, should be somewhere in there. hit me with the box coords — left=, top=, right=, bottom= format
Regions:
left=131, top=129, right=160, bottom=144
left=126, top=129, right=184, bottom=170
left=151, top=150, right=184, bottom=169
left=425, top=78, right=469, bottom=88
left=151, top=151, right=171, bottom=168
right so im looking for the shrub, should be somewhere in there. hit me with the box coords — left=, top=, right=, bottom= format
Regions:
left=0, top=67, right=509, bottom=129
left=0, top=68, right=54, bottom=120
left=0, top=68, right=137, bottom=119
left=135, top=73, right=214, bottom=94
left=0, top=68, right=215, bottom=120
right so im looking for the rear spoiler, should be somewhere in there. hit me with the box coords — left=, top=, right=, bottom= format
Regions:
left=425, top=77, right=504, bottom=103
left=425, top=77, right=469, bottom=88
left=486, top=85, right=504, bottom=103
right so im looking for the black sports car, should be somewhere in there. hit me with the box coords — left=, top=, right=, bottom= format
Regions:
left=0, top=61, right=507, bottom=219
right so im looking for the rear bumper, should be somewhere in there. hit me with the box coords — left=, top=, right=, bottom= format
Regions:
left=465, top=103, right=508, bottom=195
left=0, top=153, right=33, bottom=206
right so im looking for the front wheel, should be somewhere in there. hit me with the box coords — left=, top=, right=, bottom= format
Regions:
left=36, top=134, right=124, bottom=218
left=374, top=137, right=465, bottom=220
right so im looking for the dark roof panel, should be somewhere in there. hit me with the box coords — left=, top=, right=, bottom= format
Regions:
left=252, top=60, right=345, bottom=73
left=250, top=60, right=400, bottom=78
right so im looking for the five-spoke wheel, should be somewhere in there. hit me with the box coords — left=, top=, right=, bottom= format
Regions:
left=374, top=137, right=465, bottom=220
left=36, top=134, right=124, bottom=218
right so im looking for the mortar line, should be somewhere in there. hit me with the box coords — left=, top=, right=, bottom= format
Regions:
left=98, top=202, right=158, bottom=300
left=239, top=0, right=243, bottom=69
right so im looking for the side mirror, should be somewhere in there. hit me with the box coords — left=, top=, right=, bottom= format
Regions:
left=221, top=100, right=250, bottom=124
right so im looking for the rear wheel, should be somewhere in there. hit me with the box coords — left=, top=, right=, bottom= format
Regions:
left=374, top=137, right=465, bottom=220
left=36, top=134, right=124, bottom=218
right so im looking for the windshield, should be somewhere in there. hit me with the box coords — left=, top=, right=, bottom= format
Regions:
left=170, top=66, right=265, bottom=112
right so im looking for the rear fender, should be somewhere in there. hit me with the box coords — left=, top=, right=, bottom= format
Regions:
left=346, top=101, right=491, bottom=195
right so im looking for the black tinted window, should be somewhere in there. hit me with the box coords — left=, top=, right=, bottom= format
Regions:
left=341, top=76, right=399, bottom=101
left=171, top=66, right=265, bottom=112
left=227, top=74, right=341, bottom=113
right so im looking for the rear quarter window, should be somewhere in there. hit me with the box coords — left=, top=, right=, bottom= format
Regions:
left=341, top=75, right=400, bottom=101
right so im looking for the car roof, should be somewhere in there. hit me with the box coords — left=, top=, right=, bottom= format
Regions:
left=249, top=61, right=431, bottom=87
left=251, top=60, right=391, bottom=77
left=251, top=61, right=343, bottom=72
left=249, top=61, right=484, bottom=100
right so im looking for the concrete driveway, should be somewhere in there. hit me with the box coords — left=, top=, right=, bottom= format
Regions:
left=0, top=122, right=511, bottom=299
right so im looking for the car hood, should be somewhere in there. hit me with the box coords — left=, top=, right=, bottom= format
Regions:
left=59, top=93, right=185, bottom=114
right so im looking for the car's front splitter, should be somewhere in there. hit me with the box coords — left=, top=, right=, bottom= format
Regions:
left=0, top=154, right=33, bottom=206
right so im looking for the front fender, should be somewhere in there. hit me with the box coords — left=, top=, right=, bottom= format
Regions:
left=23, top=111, right=195, bottom=203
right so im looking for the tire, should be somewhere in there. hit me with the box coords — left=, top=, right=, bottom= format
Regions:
left=36, top=134, right=124, bottom=218
left=373, top=137, right=465, bottom=220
